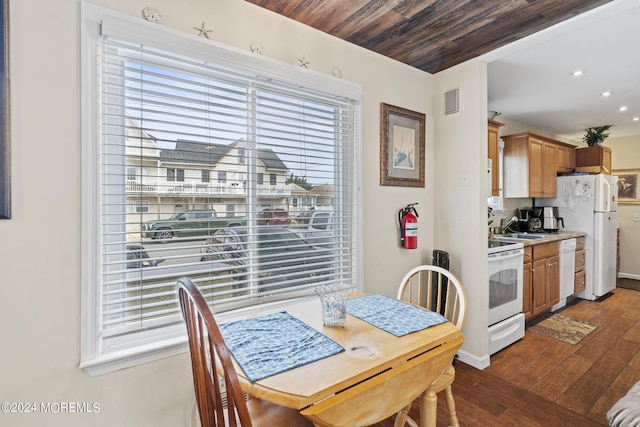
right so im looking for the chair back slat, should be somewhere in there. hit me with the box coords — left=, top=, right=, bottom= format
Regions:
left=178, top=277, right=253, bottom=427
left=395, top=265, right=467, bottom=427
left=397, top=265, right=467, bottom=330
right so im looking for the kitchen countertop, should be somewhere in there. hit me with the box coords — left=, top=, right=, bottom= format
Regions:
left=491, top=231, right=585, bottom=247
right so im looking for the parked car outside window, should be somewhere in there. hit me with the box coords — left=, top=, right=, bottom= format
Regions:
left=126, top=244, right=165, bottom=269
left=257, top=208, right=291, bottom=225
left=294, top=211, right=315, bottom=225
left=200, top=226, right=333, bottom=290
left=142, top=209, right=246, bottom=240
left=308, top=211, right=333, bottom=230
left=304, top=211, right=336, bottom=249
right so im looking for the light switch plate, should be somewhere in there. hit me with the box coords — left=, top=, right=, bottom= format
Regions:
left=633, top=213, right=640, bottom=222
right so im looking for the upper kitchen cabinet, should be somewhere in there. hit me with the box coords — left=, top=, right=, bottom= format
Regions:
left=488, top=120, right=504, bottom=197
left=556, top=145, right=576, bottom=173
left=575, top=145, right=612, bottom=174
left=502, top=132, right=576, bottom=198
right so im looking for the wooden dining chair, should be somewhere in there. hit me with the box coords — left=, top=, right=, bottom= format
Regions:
left=394, top=265, right=467, bottom=427
left=177, top=277, right=314, bottom=427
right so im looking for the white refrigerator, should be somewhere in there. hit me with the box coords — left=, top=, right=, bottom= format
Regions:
left=538, top=174, right=618, bottom=301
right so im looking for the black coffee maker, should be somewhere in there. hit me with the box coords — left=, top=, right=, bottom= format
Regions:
left=515, top=208, right=530, bottom=232
left=527, top=207, right=544, bottom=232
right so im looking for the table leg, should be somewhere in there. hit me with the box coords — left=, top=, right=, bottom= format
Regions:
left=419, top=389, right=437, bottom=427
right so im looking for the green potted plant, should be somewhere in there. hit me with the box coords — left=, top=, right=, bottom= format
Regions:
left=583, top=125, right=612, bottom=146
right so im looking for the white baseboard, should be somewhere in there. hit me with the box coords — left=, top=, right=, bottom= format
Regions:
left=618, top=272, right=640, bottom=281
left=455, top=349, right=490, bottom=370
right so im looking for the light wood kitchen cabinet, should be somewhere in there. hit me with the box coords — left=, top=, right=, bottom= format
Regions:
left=547, top=255, right=560, bottom=305
left=557, top=145, right=576, bottom=172
left=575, top=236, right=586, bottom=294
left=575, top=249, right=585, bottom=271
left=502, top=133, right=552, bottom=198
left=488, top=120, right=504, bottom=196
left=575, top=145, right=612, bottom=174
left=503, top=132, right=577, bottom=198
left=575, top=270, right=586, bottom=294
left=527, top=242, right=560, bottom=318
left=542, top=142, right=558, bottom=196
left=532, top=258, right=549, bottom=314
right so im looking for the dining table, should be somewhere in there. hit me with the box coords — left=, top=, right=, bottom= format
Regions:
left=218, top=294, right=464, bottom=427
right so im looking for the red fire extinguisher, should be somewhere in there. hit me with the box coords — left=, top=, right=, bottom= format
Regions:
left=398, top=203, right=419, bottom=249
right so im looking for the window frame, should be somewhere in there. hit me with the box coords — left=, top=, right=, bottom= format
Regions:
left=80, top=3, right=363, bottom=376
left=126, top=166, right=138, bottom=182
left=167, top=168, right=185, bottom=182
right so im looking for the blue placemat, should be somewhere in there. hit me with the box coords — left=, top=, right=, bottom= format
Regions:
left=219, top=311, right=344, bottom=382
left=346, top=294, right=448, bottom=337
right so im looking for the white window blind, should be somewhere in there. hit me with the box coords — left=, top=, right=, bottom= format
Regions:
left=81, top=4, right=362, bottom=374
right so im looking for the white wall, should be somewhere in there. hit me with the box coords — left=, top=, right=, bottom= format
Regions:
left=1, top=0, right=446, bottom=425
left=433, top=59, right=490, bottom=367
left=608, top=135, right=640, bottom=278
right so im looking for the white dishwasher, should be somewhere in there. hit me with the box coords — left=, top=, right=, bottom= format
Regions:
left=552, top=238, right=576, bottom=311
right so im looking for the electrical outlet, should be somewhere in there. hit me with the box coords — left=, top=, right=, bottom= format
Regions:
left=633, top=213, right=640, bottom=222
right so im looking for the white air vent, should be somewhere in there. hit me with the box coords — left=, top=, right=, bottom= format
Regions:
left=445, top=89, right=459, bottom=115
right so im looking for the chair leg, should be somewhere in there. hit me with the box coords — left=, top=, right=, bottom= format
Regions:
left=445, top=385, right=460, bottom=427
left=393, top=403, right=411, bottom=427
left=420, top=389, right=438, bottom=427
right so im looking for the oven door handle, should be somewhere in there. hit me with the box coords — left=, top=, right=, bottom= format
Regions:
left=488, top=251, right=523, bottom=262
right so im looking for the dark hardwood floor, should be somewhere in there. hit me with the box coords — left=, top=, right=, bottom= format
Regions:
left=372, top=285, right=640, bottom=426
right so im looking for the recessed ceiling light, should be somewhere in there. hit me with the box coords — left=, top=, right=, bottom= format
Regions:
left=634, top=117, right=639, bottom=122
left=601, top=91, right=612, bottom=97
left=619, top=106, right=628, bottom=112
left=572, top=70, right=584, bottom=77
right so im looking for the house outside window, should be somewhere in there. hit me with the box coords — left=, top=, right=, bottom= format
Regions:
left=202, top=170, right=210, bottom=183
left=81, top=3, right=362, bottom=376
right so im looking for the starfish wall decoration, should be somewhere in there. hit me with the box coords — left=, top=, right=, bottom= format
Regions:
left=297, top=56, right=310, bottom=68
left=194, top=22, right=213, bottom=39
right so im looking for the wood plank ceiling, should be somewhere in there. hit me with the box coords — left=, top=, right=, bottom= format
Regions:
left=245, top=0, right=612, bottom=74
